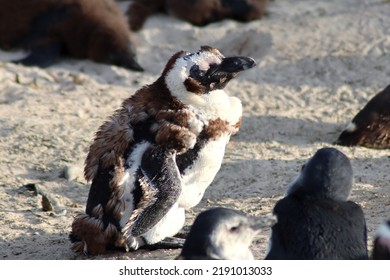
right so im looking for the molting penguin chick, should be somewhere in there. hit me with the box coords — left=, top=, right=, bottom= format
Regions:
left=335, top=84, right=390, bottom=149
left=0, top=0, right=143, bottom=71
left=70, top=46, right=256, bottom=255
left=176, top=207, right=275, bottom=260
left=372, top=220, right=390, bottom=260
left=127, top=0, right=269, bottom=31
left=265, top=147, right=368, bottom=260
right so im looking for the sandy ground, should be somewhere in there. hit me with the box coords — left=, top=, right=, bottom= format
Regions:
left=0, top=0, right=389, bottom=260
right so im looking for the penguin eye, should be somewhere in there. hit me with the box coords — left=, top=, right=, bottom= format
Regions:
left=229, top=224, right=241, bottom=233
left=184, top=51, right=201, bottom=61
left=183, top=52, right=193, bottom=61
left=189, top=64, right=205, bottom=79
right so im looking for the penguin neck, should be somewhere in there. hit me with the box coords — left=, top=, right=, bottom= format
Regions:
left=164, top=74, right=240, bottom=123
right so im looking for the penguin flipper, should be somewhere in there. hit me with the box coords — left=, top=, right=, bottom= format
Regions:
left=127, top=146, right=182, bottom=237
left=143, top=237, right=185, bottom=250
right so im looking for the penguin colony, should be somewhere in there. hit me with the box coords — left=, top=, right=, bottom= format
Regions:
left=74, top=1, right=386, bottom=259
left=69, top=45, right=388, bottom=259
left=1, top=0, right=387, bottom=260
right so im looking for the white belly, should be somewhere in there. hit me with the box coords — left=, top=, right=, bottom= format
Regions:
left=178, top=136, right=230, bottom=209
left=142, top=203, right=185, bottom=244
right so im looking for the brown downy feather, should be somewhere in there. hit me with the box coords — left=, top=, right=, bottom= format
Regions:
left=84, top=51, right=190, bottom=181
left=335, top=84, right=390, bottom=149
left=0, top=0, right=142, bottom=70
left=126, top=0, right=269, bottom=30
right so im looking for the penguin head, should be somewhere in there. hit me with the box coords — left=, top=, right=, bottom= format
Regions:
left=163, top=45, right=256, bottom=97
left=287, top=147, right=353, bottom=201
left=373, top=220, right=390, bottom=260
left=180, top=207, right=269, bottom=260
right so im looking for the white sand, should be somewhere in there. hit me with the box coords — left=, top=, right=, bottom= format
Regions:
left=0, top=0, right=389, bottom=260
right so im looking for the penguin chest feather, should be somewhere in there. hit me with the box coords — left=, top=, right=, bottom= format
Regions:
left=179, top=136, right=229, bottom=208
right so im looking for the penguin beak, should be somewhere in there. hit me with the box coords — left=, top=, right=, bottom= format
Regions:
left=200, top=56, right=256, bottom=91
left=206, top=56, right=256, bottom=77
left=219, top=56, right=257, bottom=73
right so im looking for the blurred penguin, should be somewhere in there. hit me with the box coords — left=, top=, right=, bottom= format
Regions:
left=177, top=207, right=275, bottom=260
left=0, top=0, right=143, bottom=70
left=127, top=0, right=269, bottom=31
left=335, top=84, right=390, bottom=149
left=265, top=147, right=368, bottom=260
left=372, top=220, right=390, bottom=260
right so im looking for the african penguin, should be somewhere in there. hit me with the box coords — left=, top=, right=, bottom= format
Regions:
left=335, top=84, right=390, bottom=149
left=176, top=207, right=275, bottom=260
left=70, top=45, right=256, bottom=255
left=265, top=147, right=368, bottom=260
left=0, top=0, right=143, bottom=71
left=127, top=0, right=269, bottom=31
left=372, top=220, right=390, bottom=260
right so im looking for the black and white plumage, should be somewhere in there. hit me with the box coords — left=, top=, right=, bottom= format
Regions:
left=176, top=207, right=275, bottom=260
left=372, top=220, right=390, bottom=260
left=70, top=46, right=256, bottom=255
left=265, top=147, right=368, bottom=260
left=335, top=84, right=390, bottom=149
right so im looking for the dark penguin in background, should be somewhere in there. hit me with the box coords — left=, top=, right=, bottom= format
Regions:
left=265, top=147, right=368, bottom=260
left=0, top=0, right=143, bottom=71
left=70, top=46, right=256, bottom=255
left=176, top=207, right=276, bottom=260
left=335, top=84, right=390, bottom=149
left=372, top=220, right=390, bottom=260
left=127, top=0, right=269, bottom=31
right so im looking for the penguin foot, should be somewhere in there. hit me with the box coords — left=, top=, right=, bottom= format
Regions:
left=144, top=237, right=186, bottom=250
